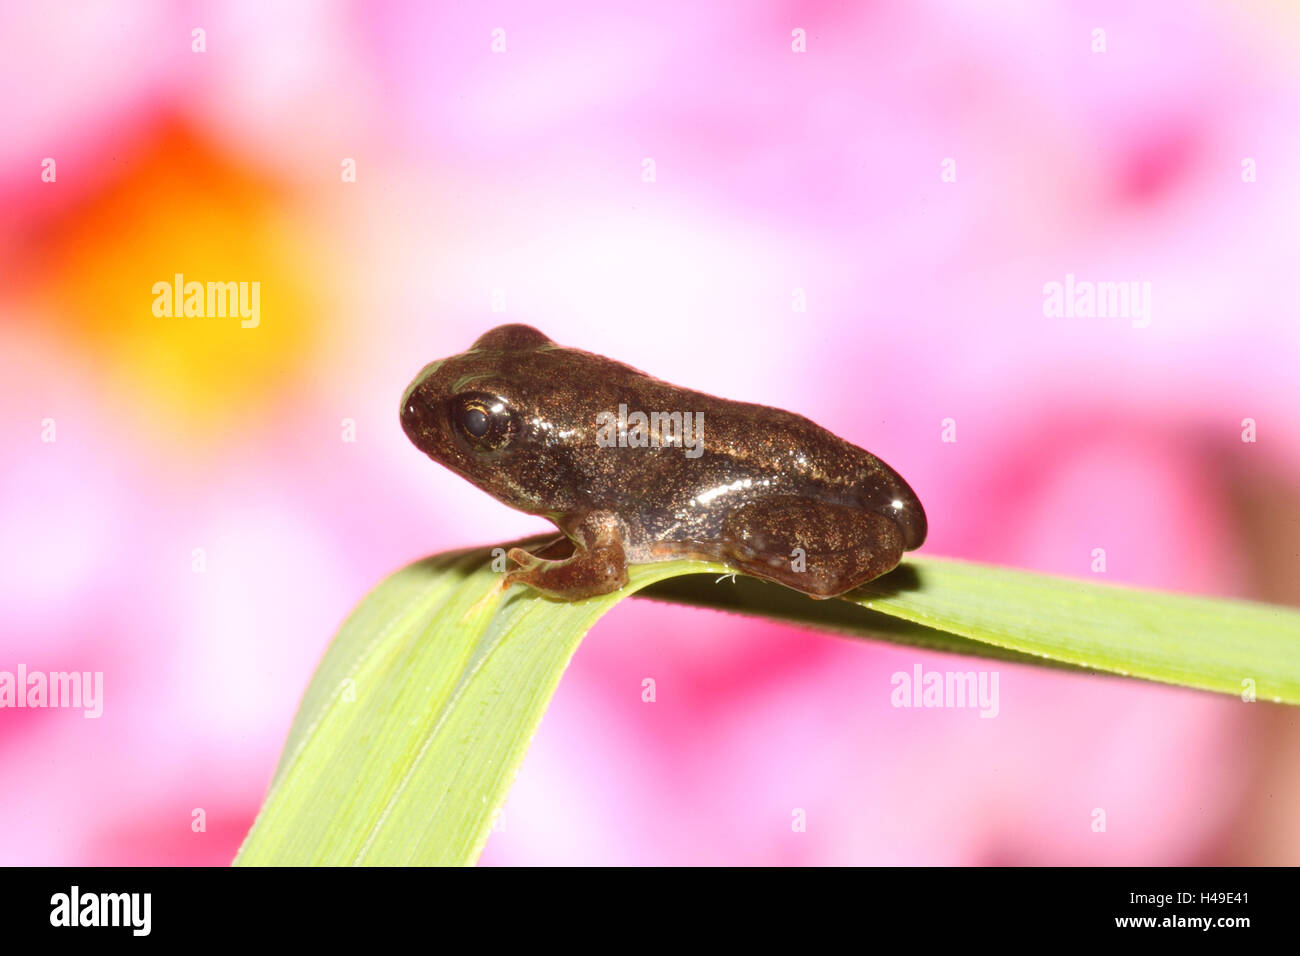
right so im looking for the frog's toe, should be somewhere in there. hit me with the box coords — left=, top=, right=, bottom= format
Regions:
left=506, top=546, right=545, bottom=571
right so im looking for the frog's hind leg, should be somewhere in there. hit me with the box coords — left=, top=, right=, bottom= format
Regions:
left=717, top=497, right=905, bottom=599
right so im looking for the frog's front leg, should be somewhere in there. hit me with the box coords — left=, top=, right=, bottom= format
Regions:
left=505, top=512, right=629, bottom=600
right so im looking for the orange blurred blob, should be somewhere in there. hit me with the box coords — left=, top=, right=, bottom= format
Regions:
left=12, top=118, right=327, bottom=440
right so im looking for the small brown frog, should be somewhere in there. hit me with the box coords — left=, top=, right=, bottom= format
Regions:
left=401, top=324, right=926, bottom=600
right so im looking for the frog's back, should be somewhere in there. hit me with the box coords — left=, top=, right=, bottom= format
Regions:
left=568, top=366, right=926, bottom=556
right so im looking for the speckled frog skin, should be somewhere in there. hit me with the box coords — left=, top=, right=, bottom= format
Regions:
left=400, top=324, right=926, bottom=600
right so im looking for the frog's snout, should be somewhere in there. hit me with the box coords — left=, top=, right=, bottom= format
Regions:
left=401, top=387, right=439, bottom=446
left=887, top=494, right=927, bottom=551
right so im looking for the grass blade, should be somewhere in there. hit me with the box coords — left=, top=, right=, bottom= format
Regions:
left=235, top=542, right=1300, bottom=865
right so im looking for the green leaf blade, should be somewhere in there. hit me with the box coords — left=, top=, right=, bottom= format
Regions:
left=235, top=545, right=1300, bottom=866
left=855, top=557, right=1300, bottom=703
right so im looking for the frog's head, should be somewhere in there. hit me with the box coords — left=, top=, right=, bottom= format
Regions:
left=400, top=324, right=573, bottom=513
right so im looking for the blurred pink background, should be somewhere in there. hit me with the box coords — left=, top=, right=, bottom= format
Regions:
left=2, top=1, right=1298, bottom=865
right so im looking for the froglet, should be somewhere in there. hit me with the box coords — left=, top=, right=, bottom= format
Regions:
left=400, top=324, right=926, bottom=600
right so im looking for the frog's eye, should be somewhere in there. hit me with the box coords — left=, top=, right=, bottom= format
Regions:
left=463, top=406, right=489, bottom=438
left=451, top=393, right=515, bottom=451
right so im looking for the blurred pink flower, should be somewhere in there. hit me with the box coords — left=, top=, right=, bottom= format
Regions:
left=2, top=0, right=1297, bottom=865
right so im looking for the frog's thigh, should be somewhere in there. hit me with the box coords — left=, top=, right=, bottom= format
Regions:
left=719, top=497, right=904, bottom=598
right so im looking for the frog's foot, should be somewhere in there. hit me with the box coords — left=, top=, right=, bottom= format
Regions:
left=504, top=517, right=629, bottom=601
left=464, top=537, right=572, bottom=620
